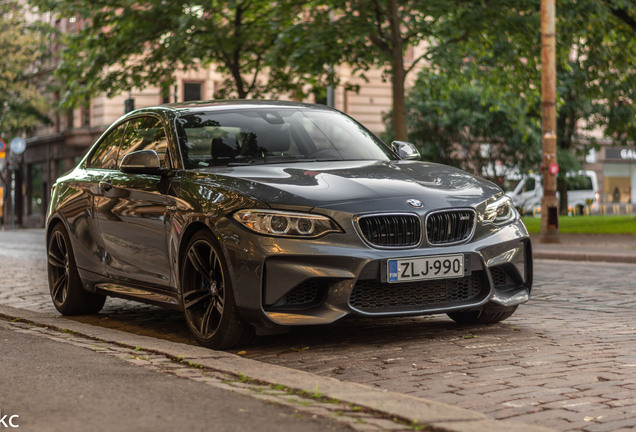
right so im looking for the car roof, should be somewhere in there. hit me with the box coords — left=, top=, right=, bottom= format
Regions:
left=159, top=99, right=334, bottom=116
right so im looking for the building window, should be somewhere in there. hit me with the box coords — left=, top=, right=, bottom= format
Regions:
left=57, top=159, right=69, bottom=177
left=184, top=82, right=202, bottom=101
left=82, top=101, right=90, bottom=126
left=161, top=82, right=172, bottom=104
left=66, top=108, right=74, bottom=129
left=604, top=164, right=631, bottom=203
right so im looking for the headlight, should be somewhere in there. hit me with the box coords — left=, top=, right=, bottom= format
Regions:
left=233, top=209, right=342, bottom=238
left=482, top=196, right=518, bottom=225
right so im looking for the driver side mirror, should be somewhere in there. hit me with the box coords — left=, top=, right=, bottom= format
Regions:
left=120, top=149, right=169, bottom=175
left=391, top=141, right=420, bottom=160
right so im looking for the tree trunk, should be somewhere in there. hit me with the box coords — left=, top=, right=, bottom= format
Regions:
left=388, top=0, right=408, bottom=142
left=391, top=57, right=408, bottom=141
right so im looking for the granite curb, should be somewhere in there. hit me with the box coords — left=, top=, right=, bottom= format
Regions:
left=0, top=304, right=554, bottom=432
left=530, top=233, right=636, bottom=264
left=532, top=250, right=636, bottom=263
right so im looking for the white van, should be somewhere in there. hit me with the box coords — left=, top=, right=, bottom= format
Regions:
left=505, top=170, right=599, bottom=215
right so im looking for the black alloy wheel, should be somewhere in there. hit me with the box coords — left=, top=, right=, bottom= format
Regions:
left=181, top=231, right=253, bottom=349
left=47, top=224, right=106, bottom=315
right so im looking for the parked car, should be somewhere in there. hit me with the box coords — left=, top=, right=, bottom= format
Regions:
left=46, top=100, right=533, bottom=349
left=505, top=170, right=599, bottom=215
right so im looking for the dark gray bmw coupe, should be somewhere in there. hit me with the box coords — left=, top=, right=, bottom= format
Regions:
left=46, top=100, right=532, bottom=349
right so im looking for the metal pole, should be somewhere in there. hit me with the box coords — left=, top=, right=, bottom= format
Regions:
left=540, top=0, right=559, bottom=243
left=327, top=67, right=335, bottom=108
left=326, top=10, right=335, bottom=107
left=10, top=167, right=15, bottom=230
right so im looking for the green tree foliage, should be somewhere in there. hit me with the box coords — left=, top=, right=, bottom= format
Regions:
left=389, top=69, right=542, bottom=179
left=0, top=1, right=49, bottom=136
left=553, top=0, right=636, bottom=212
left=403, top=0, right=634, bottom=196
left=277, top=0, right=490, bottom=142
left=29, top=0, right=307, bottom=105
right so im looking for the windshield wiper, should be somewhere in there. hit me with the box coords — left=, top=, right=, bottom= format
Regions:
left=227, top=156, right=341, bottom=166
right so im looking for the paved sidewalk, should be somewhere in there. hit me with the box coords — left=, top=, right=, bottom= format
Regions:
left=530, top=233, right=636, bottom=263
left=0, top=305, right=552, bottom=432
left=1, top=228, right=634, bottom=431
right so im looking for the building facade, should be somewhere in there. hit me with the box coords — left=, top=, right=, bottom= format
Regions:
left=585, top=145, right=636, bottom=205
left=3, top=12, right=633, bottom=228
left=3, top=11, right=419, bottom=227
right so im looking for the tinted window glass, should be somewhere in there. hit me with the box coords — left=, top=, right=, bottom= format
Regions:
left=118, top=116, right=170, bottom=168
left=184, top=83, right=202, bottom=101
left=86, top=123, right=127, bottom=169
left=567, top=175, right=593, bottom=191
left=176, top=108, right=395, bottom=168
left=523, top=178, right=535, bottom=192
left=503, top=178, right=520, bottom=193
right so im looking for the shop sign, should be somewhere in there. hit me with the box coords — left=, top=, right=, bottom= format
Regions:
left=606, top=147, right=636, bottom=161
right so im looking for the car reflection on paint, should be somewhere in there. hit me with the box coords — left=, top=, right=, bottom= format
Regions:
left=46, top=100, right=532, bottom=349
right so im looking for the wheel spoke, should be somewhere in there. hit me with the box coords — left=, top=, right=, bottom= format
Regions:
left=183, top=288, right=211, bottom=309
left=188, top=246, right=210, bottom=283
left=200, top=302, right=216, bottom=336
left=209, top=248, right=216, bottom=276
left=55, top=232, right=66, bottom=257
left=214, top=296, right=224, bottom=315
left=48, top=250, right=66, bottom=269
left=212, top=255, right=222, bottom=281
left=52, top=272, right=68, bottom=301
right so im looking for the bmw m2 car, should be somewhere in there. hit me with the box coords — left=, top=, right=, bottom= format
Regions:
left=46, top=100, right=532, bottom=349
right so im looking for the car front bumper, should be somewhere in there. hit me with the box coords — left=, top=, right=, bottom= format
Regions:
left=218, top=218, right=532, bottom=332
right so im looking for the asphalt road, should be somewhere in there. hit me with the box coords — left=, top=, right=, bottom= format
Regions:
left=1, top=228, right=635, bottom=431
left=0, top=323, right=351, bottom=432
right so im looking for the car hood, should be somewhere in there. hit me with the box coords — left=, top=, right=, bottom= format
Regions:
left=197, top=160, right=502, bottom=213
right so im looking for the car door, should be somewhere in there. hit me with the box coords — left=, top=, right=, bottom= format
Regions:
left=66, top=122, right=126, bottom=277
left=95, top=115, right=173, bottom=288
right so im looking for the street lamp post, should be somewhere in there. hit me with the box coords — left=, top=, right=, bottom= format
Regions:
left=9, top=137, right=26, bottom=230
left=10, top=162, right=15, bottom=230
left=540, top=0, right=559, bottom=243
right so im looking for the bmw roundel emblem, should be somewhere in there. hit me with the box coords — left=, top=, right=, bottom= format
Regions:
left=407, top=199, right=423, bottom=208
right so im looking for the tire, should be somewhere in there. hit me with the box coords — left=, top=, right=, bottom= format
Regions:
left=447, top=304, right=518, bottom=325
left=180, top=230, right=254, bottom=349
left=47, top=224, right=106, bottom=315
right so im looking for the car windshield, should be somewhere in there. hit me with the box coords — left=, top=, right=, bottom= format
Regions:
left=175, top=107, right=396, bottom=168
left=503, top=178, right=521, bottom=193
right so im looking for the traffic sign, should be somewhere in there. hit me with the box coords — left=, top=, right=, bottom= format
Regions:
left=549, top=162, right=559, bottom=175
left=10, top=137, right=26, bottom=155
left=0, top=138, right=5, bottom=153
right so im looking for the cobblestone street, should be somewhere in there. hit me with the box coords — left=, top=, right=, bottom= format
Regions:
left=1, top=228, right=635, bottom=431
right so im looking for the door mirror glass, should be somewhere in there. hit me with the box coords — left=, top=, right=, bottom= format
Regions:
left=391, top=141, right=420, bottom=160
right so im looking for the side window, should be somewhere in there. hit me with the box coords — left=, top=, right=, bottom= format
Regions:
left=86, top=123, right=127, bottom=169
left=523, top=178, right=536, bottom=193
left=118, top=116, right=170, bottom=168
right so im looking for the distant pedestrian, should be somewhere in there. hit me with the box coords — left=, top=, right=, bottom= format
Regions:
left=613, top=187, right=620, bottom=203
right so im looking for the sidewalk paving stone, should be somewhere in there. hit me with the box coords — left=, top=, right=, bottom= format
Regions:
left=2, top=228, right=636, bottom=431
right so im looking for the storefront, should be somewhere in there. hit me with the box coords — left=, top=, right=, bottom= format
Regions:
left=601, top=146, right=636, bottom=204
left=19, top=128, right=100, bottom=227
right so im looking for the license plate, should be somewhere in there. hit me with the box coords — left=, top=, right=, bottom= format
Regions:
left=387, top=254, right=464, bottom=283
